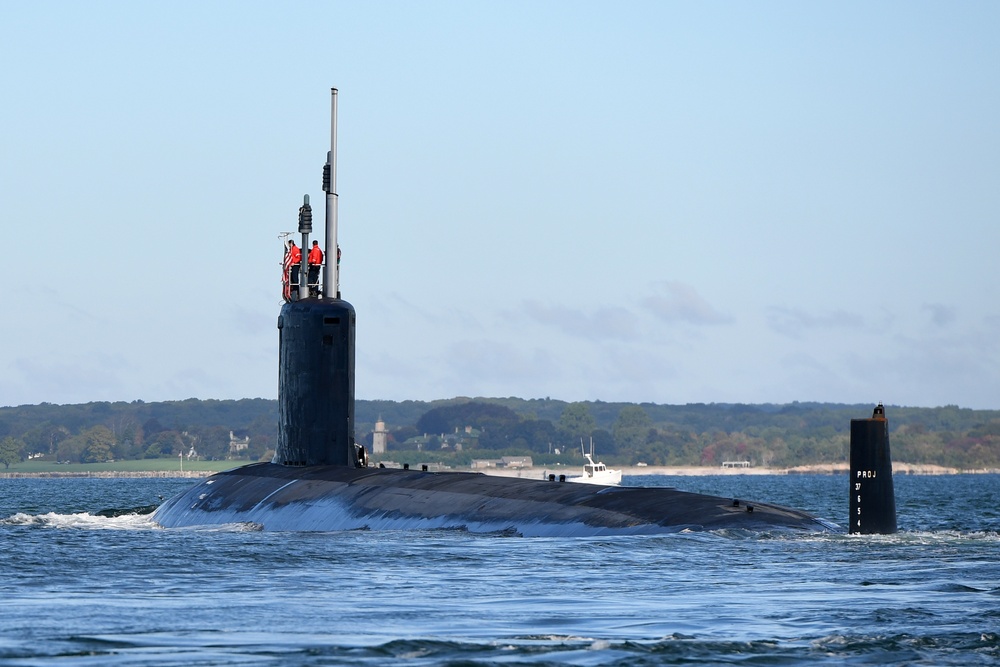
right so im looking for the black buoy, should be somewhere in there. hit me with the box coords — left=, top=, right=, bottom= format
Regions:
left=849, top=403, right=897, bottom=534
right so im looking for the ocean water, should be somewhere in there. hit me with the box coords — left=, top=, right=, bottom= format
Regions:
left=1, top=473, right=998, bottom=666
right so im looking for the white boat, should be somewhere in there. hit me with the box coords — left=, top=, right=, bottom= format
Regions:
left=568, top=453, right=623, bottom=485
left=566, top=439, right=622, bottom=486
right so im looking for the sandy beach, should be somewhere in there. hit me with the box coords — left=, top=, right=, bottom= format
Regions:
left=481, top=461, right=973, bottom=480
left=2, top=462, right=988, bottom=479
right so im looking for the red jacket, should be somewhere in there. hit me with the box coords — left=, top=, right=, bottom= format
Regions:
left=287, top=244, right=302, bottom=264
left=308, top=245, right=324, bottom=265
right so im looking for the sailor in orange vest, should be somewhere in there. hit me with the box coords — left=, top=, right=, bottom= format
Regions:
left=307, top=240, right=324, bottom=296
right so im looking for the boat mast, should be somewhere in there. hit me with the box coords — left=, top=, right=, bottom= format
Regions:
left=323, top=88, right=339, bottom=298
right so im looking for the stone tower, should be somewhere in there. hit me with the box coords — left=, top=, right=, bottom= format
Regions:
left=372, top=418, right=388, bottom=455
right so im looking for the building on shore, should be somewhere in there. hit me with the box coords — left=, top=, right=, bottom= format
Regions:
left=372, top=418, right=388, bottom=455
left=228, top=431, right=249, bottom=457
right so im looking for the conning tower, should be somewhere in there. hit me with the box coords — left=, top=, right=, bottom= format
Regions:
left=274, top=88, right=361, bottom=468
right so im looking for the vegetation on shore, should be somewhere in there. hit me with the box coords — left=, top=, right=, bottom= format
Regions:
left=1, top=397, right=999, bottom=473
left=4, top=458, right=237, bottom=475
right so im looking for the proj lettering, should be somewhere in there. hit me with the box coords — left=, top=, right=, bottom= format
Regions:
left=853, top=469, right=878, bottom=529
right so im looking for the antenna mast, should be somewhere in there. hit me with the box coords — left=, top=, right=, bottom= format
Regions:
left=323, top=88, right=339, bottom=298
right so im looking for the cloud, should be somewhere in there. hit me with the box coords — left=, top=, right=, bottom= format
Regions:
left=922, top=302, right=956, bottom=327
left=442, top=338, right=561, bottom=396
left=641, top=281, right=734, bottom=326
left=765, top=305, right=867, bottom=340
left=520, top=301, right=638, bottom=340
left=231, top=303, right=277, bottom=334
left=842, top=325, right=1000, bottom=408
left=590, top=345, right=678, bottom=401
left=6, top=352, right=130, bottom=406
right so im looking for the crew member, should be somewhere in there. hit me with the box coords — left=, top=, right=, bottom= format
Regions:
left=284, top=240, right=302, bottom=301
left=307, top=240, right=324, bottom=296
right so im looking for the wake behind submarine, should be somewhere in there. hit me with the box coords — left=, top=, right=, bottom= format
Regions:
left=153, top=89, right=896, bottom=536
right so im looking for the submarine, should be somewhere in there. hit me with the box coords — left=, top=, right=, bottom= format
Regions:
left=153, top=89, right=895, bottom=536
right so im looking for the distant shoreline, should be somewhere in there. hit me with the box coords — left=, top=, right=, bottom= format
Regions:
left=0, top=470, right=215, bottom=479
left=2, top=462, right=995, bottom=479
left=485, top=462, right=985, bottom=479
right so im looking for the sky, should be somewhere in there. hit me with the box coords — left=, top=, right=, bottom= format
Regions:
left=2, top=1, right=998, bottom=410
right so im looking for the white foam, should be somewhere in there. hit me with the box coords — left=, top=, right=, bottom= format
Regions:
left=2, top=511, right=157, bottom=531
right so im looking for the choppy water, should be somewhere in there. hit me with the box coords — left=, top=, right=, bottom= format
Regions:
left=1, top=473, right=998, bottom=666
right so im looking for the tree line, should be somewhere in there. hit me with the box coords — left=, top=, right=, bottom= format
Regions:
left=2, top=397, right=999, bottom=470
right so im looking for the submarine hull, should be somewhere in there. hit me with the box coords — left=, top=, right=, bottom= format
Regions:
left=152, top=463, right=834, bottom=535
left=150, top=92, right=877, bottom=537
